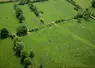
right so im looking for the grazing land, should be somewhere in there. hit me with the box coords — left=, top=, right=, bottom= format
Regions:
left=0, top=0, right=95, bottom=68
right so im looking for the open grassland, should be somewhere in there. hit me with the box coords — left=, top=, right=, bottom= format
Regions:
left=33, top=0, right=77, bottom=23
left=0, top=3, right=18, bottom=33
left=22, top=0, right=95, bottom=67
left=0, top=0, right=95, bottom=68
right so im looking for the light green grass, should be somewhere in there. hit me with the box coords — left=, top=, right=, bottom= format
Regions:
left=0, top=38, right=23, bottom=68
left=34, top=0, right=77, bottom=23
left=0, top=3, right=18, bottom=33
left=21, top=0, right=95, bottom=67
left=23, top=19, right=95, bottom=68
left=0, top=0, right=95, bottom=68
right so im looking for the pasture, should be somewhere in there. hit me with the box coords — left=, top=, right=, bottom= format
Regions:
left=0, top=0, right=95, bottom=68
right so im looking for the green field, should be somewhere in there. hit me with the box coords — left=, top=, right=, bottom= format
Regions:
left=0, top=0, right=95, bottom=68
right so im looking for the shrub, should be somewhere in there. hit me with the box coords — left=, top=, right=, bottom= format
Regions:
left=13, top=36, right=22, bottom=46
left=24, top=57, right=32, bottom=68
left=10, top=33, right=16, bottom=39
left=20, top=50, right=28, bottom=64
left=14, top=6, right=25, bottom=23
left=29, top=50, right=34, bottom=58
left=39, top=65, right=43, bottom=68
left=14, top=42, right=24, bottom=56
left=0, top=28, right=9, bottom=39
left=19, top=0, right=26, bottom=5
left=13, top=4, right=18, bottom=10
left=28, top=3, right=40, bottom=17
left=92, top=0, right=95, bottom=8
left=16, top=24, right=27, bottom=36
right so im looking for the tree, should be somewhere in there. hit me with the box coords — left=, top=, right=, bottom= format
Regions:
left=10, top=33, right=16, bottom=39
left=26, top=0, right=30, bottom=4
left=13, top=36, right=22, bottom=47
left=20, top=50, right=28, bottom=64
left=1, top=28, right=9, bottom=39
left=92, top=0, right=95, bottom=8
left=19, top=0, right=26, bottom=5
left=29, top=50, right=34, bottom=58
left=18, top=14, right=25, bottom=23
left=16, top=24, right=27, bottom=36
left=14, top=42, right=24, bottom=56
left=15, top=7, right=23, bottom=18
left=39, top=65, right=43, bottom=68
left=13, top=4, right=17, bottom=10
left=24, top=57, right=32, bottom=68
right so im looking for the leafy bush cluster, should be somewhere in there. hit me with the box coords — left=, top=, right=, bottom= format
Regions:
left=16, top=23, right=28, bottom=36
left=14, top=4, right=25, bottom=23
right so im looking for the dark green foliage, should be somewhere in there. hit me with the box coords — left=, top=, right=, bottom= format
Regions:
left=19, top=0, right=25, bottom=5
left=26, top=0, right=30, bottom=4
left=16, top=24, right=27, bottom=36
left=92, top=0, right=95, bottom=8
left=14, top=42, right=24, bottom=57
left=9, top=33, right=16, bottom=39
left=20, top=50, right=28, bottom=64
left=13, top=4, right=17, bottom=10
left=28, top=3, right=40, bottom=17
left=74, top=9, right=90, bottom=22
left=24, top=57, right=32, bottom=68
left=16, top=8, right=24, bottom=23
left=13, top=36, right=22, bottom=46
left=19, top=0, right=30, bottom=5
left=74, top=12, right=83, bottom=19
left=29, top=50, right=34, bottom=58
left=14, top=5, right=25, bottom=23
left=0, top=28, right=9, bottom=39
left=39, top=65, right=43, bottom=68
left=29, top=27, right=39, bottom=32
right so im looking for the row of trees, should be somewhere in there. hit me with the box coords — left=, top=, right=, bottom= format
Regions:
left=28, top=3, right=40, bottom=17
left=13, top=36, right=35, bottom=68
left=14, top=4, right=25, bottom=23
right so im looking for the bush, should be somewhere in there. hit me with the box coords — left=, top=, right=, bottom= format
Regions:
left=16, top=24, right=27, bottom=36
left=24, top=57, right=32, bottom=68
left=10, top=33, right=16, bottom=39
left=19, top=0, right=26, bottom=5
left=39, top=65, right=43, bottom=68
left=92, top=0, right=95, bottom=8
left=13, top=4, right=17, bottom=10
left=13, top=36, right=22, bottom=46
left=0, top=28, right=9, bottom=39
left=20, top=50, right=28, bottom=64
left=28, top=3, right=40, bottom=17
left=29, top=50, right=34, bottom=58
left=14, top=42, right=24, bottom=56
left=14, top=6, right=25, bottom=23
left=19, top=0, right=30, bottom=5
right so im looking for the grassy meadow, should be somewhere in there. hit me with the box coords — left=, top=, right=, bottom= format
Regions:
left=0, top=0, right=95, bottom=68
